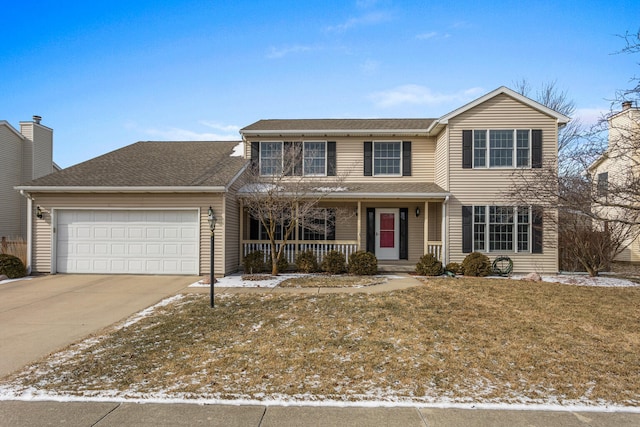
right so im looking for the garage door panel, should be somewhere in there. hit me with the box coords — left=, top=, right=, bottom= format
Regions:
left=57, top=209, right=199, bottom=275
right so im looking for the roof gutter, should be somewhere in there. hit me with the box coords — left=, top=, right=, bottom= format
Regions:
left=238, top=191, right=451, bottom=199
left=240, top=129, right=430, bottom=136
left=14, top=186, right=228, bottom=193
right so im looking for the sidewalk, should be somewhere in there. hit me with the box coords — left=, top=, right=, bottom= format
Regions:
left=1, top=401, right=639, bottom=427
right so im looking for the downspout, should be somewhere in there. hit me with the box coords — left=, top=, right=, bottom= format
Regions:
left=19, top=190, right=33, bottom=275
left=441, top=195, right=449, bottom=265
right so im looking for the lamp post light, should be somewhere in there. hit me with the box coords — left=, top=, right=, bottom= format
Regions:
left=207, top=206, right=217, bottom=308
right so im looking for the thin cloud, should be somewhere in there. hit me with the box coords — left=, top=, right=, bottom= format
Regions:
left=266, top=44, right=314, bottom=59
left=370, top=85, right=484, bottom=108
left=199, top=121, right=240, bottom=133
left=134, top=121, right=241, bottom=141
left=361, top=59, right=380, bottom=75
left=416, top=31, right=450, bottom=40
left=325, top=11, right=391, bottom=32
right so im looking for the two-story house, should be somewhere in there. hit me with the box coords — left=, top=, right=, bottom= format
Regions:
left=1, top=116, right=57, bottom=241
left=588, top=101, right=640, bottom=262
left=16, top=86, right=569, bottom=276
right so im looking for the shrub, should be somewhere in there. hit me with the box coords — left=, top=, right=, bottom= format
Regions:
left=0, top=254, right=27, bottom=279
left=415, top=253, right=443, bottom=276
left=321, top=250, right=347, bottom=274
left=243, top=251, right=266, bottom=274
left=348, top=251, right=378, bottom=275
left=296, top=250, right=319, bottom=273
left=461, top=252, right=492, bottom=277
left=445, top=262, right=462, bottom=275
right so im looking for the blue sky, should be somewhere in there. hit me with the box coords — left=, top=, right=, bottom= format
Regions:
left=1, top=0, right=638, bottom=168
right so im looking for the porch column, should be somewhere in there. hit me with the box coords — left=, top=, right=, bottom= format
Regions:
left=357, top=201, right=362, bottom=250
left=423, top=200, right=429, bottom=255
left=441, top=197, right=449, bottom=265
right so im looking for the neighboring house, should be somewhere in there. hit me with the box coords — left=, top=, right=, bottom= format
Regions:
left=588, top=101, right=640, bottom=262
left=1, top=116, right=57, bottom=241
left=16, top=86, right=570, bottom=276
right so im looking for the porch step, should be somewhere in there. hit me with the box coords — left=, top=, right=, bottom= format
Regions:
left=378, top=263, right=415, bottom=273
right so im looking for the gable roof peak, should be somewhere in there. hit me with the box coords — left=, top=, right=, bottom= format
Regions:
left=427, top=86, right=571, bottom=134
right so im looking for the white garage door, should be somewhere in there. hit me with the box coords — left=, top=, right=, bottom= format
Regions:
left=56, top=210, right=199, bottom=275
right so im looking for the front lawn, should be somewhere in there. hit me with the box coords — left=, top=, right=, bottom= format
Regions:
left=2, top=278, right=639, bottom=406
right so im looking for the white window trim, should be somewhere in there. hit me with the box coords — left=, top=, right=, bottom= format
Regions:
left=303, top=140, right=327, bottom=177
left=473, top=205, right=531, bottom=253
left=259, top=141, right=283, bottom=176
left=373, top=140, right=402, bottom=177
left=472, top=130, right=532, bottom=169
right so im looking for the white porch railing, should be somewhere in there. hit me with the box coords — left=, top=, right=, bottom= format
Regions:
left=427, top=242, right=443, bottom=261
left=242, top=240, right=359, bottom=265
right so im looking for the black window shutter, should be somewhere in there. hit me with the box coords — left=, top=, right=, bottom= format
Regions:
left=462, top=205, right=473, bottom=253
left=532, top=206, right=543, bottom=253
left=364, top=141, right=372, bottom=176
left=399, top=208, right=408, bottom=259
left=251, top=141, right=260, bottom=170
left=327, top=141, right=336, bottom=176
left=402, top=141, right=411, bottom=176
left=532, top=130, right=542, bottom=168
left=366, top=208, right=375, bottom=253
left=462, top=130, right=472, bottom=169
left=249, top=216, right=260, bottom=240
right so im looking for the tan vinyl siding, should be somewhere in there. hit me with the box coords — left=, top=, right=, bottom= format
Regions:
left=434, top=129, right=449, bottom=190
left=446, top=93, right=559, bottom=273
left=0, top=125, right=24, bottom=238
left=224, top=177, right=244, bottom=275
left=245, top=136, right=436, bottom=183
left=29, top=193, right=227, bottom=276
left=32, top=124, right=54, bottom=179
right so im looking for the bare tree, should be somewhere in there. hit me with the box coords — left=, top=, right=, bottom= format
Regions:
left=240, top=143, right=351, bottom=275
left=513, top=79, right=584, bottom=155
left=507, top=31, right=640, bottom=275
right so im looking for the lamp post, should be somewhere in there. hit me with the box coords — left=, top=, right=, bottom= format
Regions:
left=207, top=206, right=217, bottom=308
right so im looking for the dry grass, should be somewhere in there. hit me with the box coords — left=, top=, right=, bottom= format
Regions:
left=279, top=275, right=386, bottom=288
left=4, top=278, right=640, bottom=406
left=0, top=236, right=27, bottom=267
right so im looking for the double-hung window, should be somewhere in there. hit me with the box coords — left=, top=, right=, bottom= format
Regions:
left=472, top=206, right=531, bottom=252
left=300, top=208, right=336, bottom=241
left=303, top=141, right=326, bottom=176
left=472, top=130, right=531, bottom=168
left=259, top=141, right=329, bottom=176
left=374, top=141, right=401, bottom=175
left=260, top=141, right=282, bottom=175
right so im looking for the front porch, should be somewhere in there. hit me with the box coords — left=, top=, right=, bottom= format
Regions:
left=240, top=199, right=445, bottom=269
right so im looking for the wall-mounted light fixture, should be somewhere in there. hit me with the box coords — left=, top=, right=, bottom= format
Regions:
left=36, top=206, right=43, bottom=219
left=415, top=207, right=420, bottom=217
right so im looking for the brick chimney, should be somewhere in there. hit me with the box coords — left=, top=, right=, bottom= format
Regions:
left=622, top=101, right=632, bottom=110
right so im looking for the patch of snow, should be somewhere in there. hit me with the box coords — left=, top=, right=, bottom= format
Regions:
left=190, top=273, right=306, bottom=288
left=230, top=141, right=244, bottom=157
left=313, top=186, right=349, bottom=192
left=510, top=274, right=639, bottom=287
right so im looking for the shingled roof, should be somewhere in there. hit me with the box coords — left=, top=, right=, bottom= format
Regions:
left=19, top=141, right=248, bottom=189
left=241, top=118, right=435, bottom=134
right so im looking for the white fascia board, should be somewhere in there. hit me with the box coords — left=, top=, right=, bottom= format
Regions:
left=224, top=162, right=250, bottom=191
left=0, top=120, right=26, bottom=139
left=14, top=186, right=228, bottom=193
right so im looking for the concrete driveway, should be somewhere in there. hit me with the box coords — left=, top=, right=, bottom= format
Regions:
left=0, top=274, right=198, bottom=378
